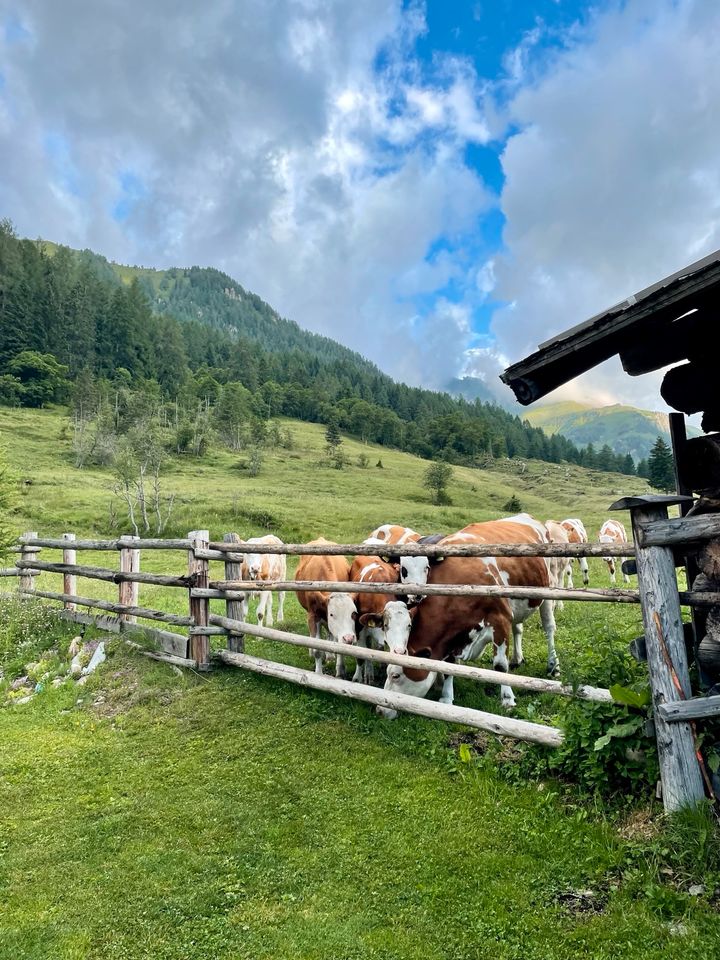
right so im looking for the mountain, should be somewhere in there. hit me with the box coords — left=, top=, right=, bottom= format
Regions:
left=446, top=376, right=521, bottom=412
left=523, top=401, right=701, bottom=463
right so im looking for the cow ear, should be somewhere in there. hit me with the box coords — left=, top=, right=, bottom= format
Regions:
left=359, top=612, right=381, bottom=627
left=408, top=605, right=420, bottom=621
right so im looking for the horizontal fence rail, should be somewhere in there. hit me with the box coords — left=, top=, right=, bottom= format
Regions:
left=204, top=580, right=642, bottom=604
left=208, top=613, right=614, bottom=703
left=201, top=540, right=637, bottom=559
left=216, top=649, right=564, bottom=747
left=20, top=587, right=193, bottom=626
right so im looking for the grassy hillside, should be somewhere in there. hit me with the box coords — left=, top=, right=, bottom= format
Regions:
left=3, top=407, right=719, bottom=959
left=525, top=401, right=701, bottom=463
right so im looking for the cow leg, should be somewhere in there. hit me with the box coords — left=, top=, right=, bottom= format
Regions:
left=579, top=556, right=589, bottom=586
left=510, top=622, right=524, bottom=668
left=256, top=590, right=267, bottom=624
left=352, top=631, right=366, bottom=683
left=265, top=590, right=274, bottom=627
left=607, top=559, right=616, bottom=584
left=622, top=557, right=630, bottom=584
left=309, top=617, right=324, bottom=675
left=565, top=562, right=575, bottom=590
left=540, top=599, right=559, bottom=676
left=493, top=640, right=516, bottom=708
left=439, top=674, right=454, bottom=705
left=277, top=591, right=285, bottom=622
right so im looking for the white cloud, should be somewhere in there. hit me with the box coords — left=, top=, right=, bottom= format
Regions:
left=490, top=0, right=720, bottom=411
left=0, top=0, right=493, bottom=388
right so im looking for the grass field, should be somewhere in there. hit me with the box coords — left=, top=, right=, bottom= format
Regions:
left=1, top=406, right=719, bottom=959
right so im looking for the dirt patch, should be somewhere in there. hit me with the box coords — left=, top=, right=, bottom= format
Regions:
left=555, top=887, right=607, bottom=916
left=447, top=730, right=524, bottom=764
left=88, top=665, right=182, bottom=719
left=617, top=807, right=662, bottom=843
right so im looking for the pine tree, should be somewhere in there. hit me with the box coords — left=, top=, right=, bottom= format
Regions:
left=621, top=453, right=636, bottom=476
left=648, top=437, right=675, bottom=492
left=325, top=420, right=342, bottom=451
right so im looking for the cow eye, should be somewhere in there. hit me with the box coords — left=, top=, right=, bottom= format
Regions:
left=401, top=566, right=407, bottom=578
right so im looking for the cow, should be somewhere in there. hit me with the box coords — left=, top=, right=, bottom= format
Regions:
left=599, top=519, right=630, bottom=584
left=395, top=533, right=446, bottom=602
left=241, top=534, right=287, bottom=625
left=544, top=520, right=571, bottom=611
left=378, top=547, right=555, bottom=717
left=366, top=524, right=421, bottom=546
left=295, top=539, right=358, bottom=677
left=560, top=519, right=590, bottom=587
left=349, top=555, right=407, bottom=683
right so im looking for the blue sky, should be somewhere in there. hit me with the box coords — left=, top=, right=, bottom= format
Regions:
left=2, top=0, right=719, bottom=410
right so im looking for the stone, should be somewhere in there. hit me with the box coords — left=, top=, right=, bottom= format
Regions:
left=82, top=641, right=106, bottom=676
left=15, top=695, right=33, bottom=705
left=68, top=636, right=83, bottom=657
left=688, top=884, right=705, bottom=897
left=10, top=675, right=29, bottom=691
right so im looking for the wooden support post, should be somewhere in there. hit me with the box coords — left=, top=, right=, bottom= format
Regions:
left=19, top=531, right=39, bottom=594
left=118, top=535, right=141, bottom=623
left=188, top=530, right=210, bottom=668
left=669, top=412, right=706, bottom=684
left=629, top=502, right=705, bottom=811
left=62, top=532, right=77, bottom=611
left=223, top=532, right=245, bottom=653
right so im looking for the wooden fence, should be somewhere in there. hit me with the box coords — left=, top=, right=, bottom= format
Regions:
left=4, top=495, right=720, bottom=811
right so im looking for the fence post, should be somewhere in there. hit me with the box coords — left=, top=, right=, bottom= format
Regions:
left=629, top=501, right=705, bottom=811
left=19, top=531, right=39, bottom=595
left=223, top=532, right=245, bottom=653
left=188, top=529, right=210, bottom=668
left=119, top=534, right=141, bottom=622
left=62, top=532, right=77, bottom=611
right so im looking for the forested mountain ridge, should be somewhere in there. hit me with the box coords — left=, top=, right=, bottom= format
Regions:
left=524, top=401, right=701, bottom=463
left=0, top=221, right=637, bottom=474
left=41, top=240, right=380, bottom=373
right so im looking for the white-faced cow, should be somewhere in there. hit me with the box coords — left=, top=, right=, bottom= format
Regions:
left=379, top=546, right=555, bottom=717
left=349, top=556, right=411, bottom=683
left=295, top=539, right=358, bottom=677
left=241, top=534, right=287, bottom=625
left=599, top=519, right=630, bottom=584
left=560, top=518, right=589, bottom=587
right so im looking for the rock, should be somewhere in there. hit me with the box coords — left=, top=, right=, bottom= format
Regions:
left=76, top=675, right=89, bottom=686
left=688, top=884, right=705, bottom=897
left=69, top=653, right=84, bottom=676
left=669, top=923, right=690, bottom=937
left=15, top=695, right=33, bottom=705
left=82, top=641, right=106, bottom=676
left=68, top=636, right=83, bottom=657
left=52, top=677, right=64, bottom=688
left=10, top=675, right=29, bottom=691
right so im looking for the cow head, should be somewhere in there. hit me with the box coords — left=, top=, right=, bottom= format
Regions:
left=244, top=552, right=263, bottom=580
left=326, top=593, right=358, bottom=645
left=398, top=555, right=445, bottom=603
left=359, top=600, right=414, bottom=655
left=377, top=646, right=435, bottom=719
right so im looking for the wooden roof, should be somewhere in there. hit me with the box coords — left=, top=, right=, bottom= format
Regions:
left=500, top=248, right=720, bottom=405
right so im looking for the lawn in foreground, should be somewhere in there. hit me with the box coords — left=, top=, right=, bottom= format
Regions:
left=1, top=643, right=719, bottom=960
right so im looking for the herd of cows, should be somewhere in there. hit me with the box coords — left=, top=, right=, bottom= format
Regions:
left=236, top=515, right=631, bottom=715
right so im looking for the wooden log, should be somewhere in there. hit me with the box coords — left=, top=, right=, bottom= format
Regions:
left=698, top=540, right=720, bottom=581
left=202, top=541, right=635, bottom=559
left=205, top=580, right=641, bottom=603
left=661, top=361, right=716, bottom=415
left=56, top=608, right=189, bottom=658
left=119, top=535, right=140, bottom=623
left=216, top=649, right=564, bottom=747
left=19, top=587, right=192, bottom=626
left=629, top=503, right=705, bottom=811
left=223, top=533, right=245, bottom=653
left=657, top=695, right=720, bottom=723
left=701, top=409, right=720, bottom=433
left=16, top=537, right=192, bottom=551
left=14, top=559, right=189, bottom=588
left=209, top=612, right=614, bottom=703
left=188, top=530, right=210, bottom=669
left=19, top=531, right=38, bottom=594
left=639, top=512, right=720, bottom=547
left=62, top=533, right=77, bottom=612
left=0, top=568, right=21, bottom=578
left=619, top=307, right=714, bottom=376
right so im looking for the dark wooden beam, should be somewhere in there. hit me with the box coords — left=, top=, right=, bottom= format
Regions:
left=619, top=306, right=714, bottom=376
left=661, top=361, right=716, bottom=415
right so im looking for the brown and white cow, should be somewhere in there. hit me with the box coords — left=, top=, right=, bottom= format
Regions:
left=599, top=519, right=630, bottom=584
left=560, top=518, right=589, bottom=587
left=348, top=556, right=409, bottom=683
left=241, top=535, right=287, bottom=625
left=295, top=539, right=358, bottom=677
left=379, top=546, right=555, bottom=716
left=366, top=524, right=421, bottom=546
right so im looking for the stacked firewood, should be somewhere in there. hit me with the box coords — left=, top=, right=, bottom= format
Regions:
left=692, top=538, right=720, bottom=689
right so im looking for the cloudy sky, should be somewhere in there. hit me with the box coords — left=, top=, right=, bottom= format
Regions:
left=1, top=0, right=719, bottom=411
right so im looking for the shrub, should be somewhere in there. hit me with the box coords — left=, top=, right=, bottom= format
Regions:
left=503, top=494, right=523, bottom=512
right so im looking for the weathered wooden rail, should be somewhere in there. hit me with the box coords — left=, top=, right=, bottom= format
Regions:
left=6, top=496, right=720, bottom=811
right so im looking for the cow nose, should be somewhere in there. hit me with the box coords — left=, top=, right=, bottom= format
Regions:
left=342, top=633, right=355, bottom=644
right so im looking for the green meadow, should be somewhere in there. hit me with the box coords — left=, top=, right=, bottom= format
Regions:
left=1, top=405, right=719, bottom=960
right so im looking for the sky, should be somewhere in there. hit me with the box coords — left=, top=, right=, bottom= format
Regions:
left=1, top=0, right=719, bottom=413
